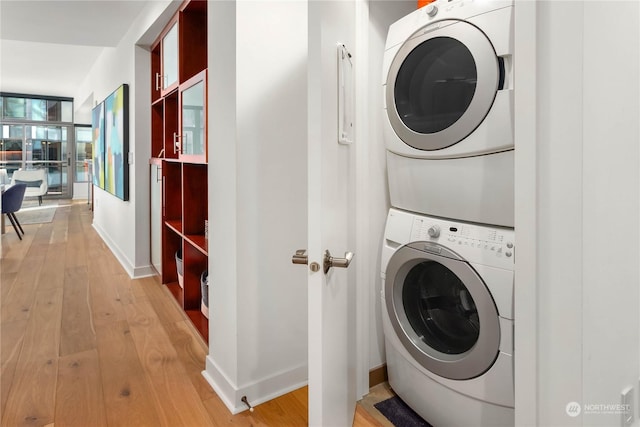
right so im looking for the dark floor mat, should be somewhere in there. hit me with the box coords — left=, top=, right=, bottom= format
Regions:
left=374, top=396, right=433, bottom=427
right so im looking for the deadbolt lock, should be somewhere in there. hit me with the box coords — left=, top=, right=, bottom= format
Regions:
left=292, top=249, right=354, bottom=274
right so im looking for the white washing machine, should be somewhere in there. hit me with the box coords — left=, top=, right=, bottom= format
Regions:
left=381, top=208, right=514, bottom=426
left=383, top=0, right=514, bottom=227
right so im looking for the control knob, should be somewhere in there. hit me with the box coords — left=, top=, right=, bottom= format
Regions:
left=427, top=225, right=440, bottom=238
left=425, top=3, right=438, bottom=17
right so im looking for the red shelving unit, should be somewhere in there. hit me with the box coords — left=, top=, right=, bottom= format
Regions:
left=150, top=0, right=209, bottom=343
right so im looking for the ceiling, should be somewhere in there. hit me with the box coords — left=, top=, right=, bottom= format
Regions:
left=0, top=0, right=150, bottom=98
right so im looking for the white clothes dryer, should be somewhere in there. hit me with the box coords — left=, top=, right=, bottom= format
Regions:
left=383, top=0, right=514, bottom=227
left=381, top=208, right=514, bottom=426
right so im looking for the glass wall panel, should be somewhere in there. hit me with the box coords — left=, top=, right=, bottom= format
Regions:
left=47, top=100, right=61, bottom=121
left=3, top=124, right=24, bottom=138
left=1, top=139, right=23, bottom=162
left=5, top=98, right=26, bottom=119
left=75, top=126, right=92, bottom=181
left=1, top=94, right=74, bottom=197
left=61, top=101, right=73, bottom=122
left=31, top=99, right=47, bottom=121
left=1, top=125, right=24, bottom=182
left=1, top=96, right=73, bottom=122
left=1, top=125, right=24, bottom=163
left=29, top=140, right=44, bottom=161
left=47, top=126, right=62, bottom=140
left=32, top=125, right=44, bottom=139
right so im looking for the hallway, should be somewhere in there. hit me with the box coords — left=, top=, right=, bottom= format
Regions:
left=0, top=202, right=380, bottom=426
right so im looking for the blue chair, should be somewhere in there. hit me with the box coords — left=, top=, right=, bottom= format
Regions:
left=2, top=183, right=27, bottom=240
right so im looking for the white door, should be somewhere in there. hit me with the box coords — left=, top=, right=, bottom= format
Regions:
left=307, top=1, right=358, bottom=425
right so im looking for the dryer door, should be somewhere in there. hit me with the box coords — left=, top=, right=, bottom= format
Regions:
left=385, top=242, right=501, bottom=380
left=386, top=20, right=502, bottom=151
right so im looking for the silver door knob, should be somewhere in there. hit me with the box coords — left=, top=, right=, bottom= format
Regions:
left=292, top=249, right=308, bottom=265
left=323, top=249, right=354, bottom=274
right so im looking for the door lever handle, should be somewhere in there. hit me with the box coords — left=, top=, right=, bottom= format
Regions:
left=323, top=250, right=354, bottom=274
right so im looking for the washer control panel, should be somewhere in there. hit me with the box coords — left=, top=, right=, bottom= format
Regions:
left=408, top=213, right=514, bottom=269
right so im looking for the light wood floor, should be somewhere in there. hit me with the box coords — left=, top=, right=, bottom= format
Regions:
left=1, top=201, right=387, bottom=426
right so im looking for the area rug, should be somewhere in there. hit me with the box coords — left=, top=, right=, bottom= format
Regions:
left=15, top=201, right=58, bottom=225
left=374, top=396, right=433, bottom=427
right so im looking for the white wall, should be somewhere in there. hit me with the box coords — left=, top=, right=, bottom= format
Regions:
left=366, top=0, right=415, bottom=374
left=73, top=0, right=178, bottom=278
left=204, top=0, right=309, bottom=412
left=516, top=1, right=640, bottom=425
left=581, top=2, right=639, bottom=425
left=204, top=0, right=415, bottom=410
left=536, top=3, right=585, bottom=424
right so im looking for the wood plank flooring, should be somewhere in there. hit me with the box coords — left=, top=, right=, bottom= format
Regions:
left=1, top=201, right=386, bottom=426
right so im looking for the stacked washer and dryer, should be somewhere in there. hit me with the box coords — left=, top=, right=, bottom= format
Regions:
left=380, top=0, right=515, bottom=425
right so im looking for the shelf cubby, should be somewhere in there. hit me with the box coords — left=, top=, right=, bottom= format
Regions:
left=163, top=161, right=182, bottom=224
left=151, top=101, right=164, bottom=157
left=183, top=163, right=207, bottom=236
left=179, top=0, right=207, bottom=83
left=162, top=225, right=182, bottom=285
left=183, top=241, right=207, bottom=310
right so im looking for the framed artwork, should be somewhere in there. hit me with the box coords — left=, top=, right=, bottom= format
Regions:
left=91, top=102, right=105, bottom=189
left=104, top=84, right=129, bottom=200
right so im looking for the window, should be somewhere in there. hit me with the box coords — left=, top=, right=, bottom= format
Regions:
left=1, top=93, right=74, bottom=197
left=31, top=99, right=48, bottom=121
left=0, top=94, right=73, bottom=122
left=4, top=97, right=26, bottom=119
left=75, top=126, right=92, bottom=182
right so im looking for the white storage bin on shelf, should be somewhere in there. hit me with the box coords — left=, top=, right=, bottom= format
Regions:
left=201, top=270, right=209, bottom=318
left=176, top=249, right=183, bottom=288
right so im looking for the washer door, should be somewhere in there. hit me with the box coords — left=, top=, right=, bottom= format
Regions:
left=386, top=20, right=502, bottom=151
left=385, top=242, right=500, bottom=380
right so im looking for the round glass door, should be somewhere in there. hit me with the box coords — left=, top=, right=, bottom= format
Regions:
left=386, top=20, right=500, bottom=151
left=394, top=37, right=477, bottom=135
left=403, top=261, right=479, bottom=355
left=385, top=244, right=500, bottom=380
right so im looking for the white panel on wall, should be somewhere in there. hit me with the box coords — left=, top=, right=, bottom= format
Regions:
left=535, top=3, right=585, bottom=425
left=581, top=2, right=640, bottom=426
left=523, top=1, right=640, bottom=426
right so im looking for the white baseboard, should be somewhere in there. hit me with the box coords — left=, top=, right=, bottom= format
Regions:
left=202, top=355, right=308, bottom=414
left=92, top=222, right=155, bottom=279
